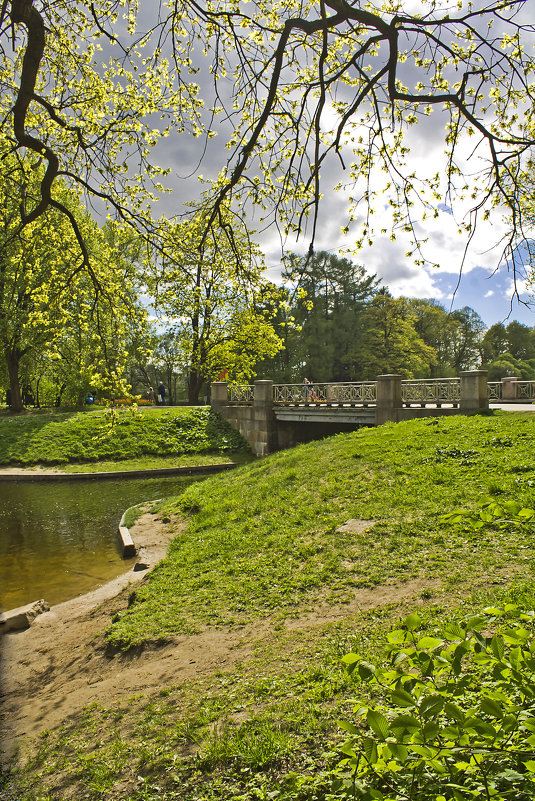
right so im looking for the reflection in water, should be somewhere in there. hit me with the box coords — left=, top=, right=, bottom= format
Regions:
left=0, top=476, right=197, bottom=610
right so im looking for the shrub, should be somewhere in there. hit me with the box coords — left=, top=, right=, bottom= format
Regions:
left=338, top=606, right=535, bottom=800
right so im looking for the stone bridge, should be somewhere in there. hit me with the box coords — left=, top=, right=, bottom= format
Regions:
left=211, top=373, right=535, bottom=456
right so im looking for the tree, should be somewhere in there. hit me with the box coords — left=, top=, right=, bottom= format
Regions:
left=150, top=213, right=282, bottom=403
left=2, top=1, right=534, bottom=274
left=263, top=251, right=380, bottom=382
left=0, top=2, right=194, bottom=268
left=504, top=321, right=535, bottom=362
left=351, top=292, right=437, bottom=378
left=447, top=306, right=486, bottom=372
left=480, top=320, right=535, bottom=379
left=480, top=322, right=509, bottom=364
left=0, top=163, right=144, bottom=410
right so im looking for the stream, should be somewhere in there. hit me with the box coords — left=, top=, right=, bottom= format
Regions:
left=0, top=475, right=199, bottom=611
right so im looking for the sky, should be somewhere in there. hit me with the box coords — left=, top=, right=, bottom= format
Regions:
left=135, top=0, right=535, bottom=329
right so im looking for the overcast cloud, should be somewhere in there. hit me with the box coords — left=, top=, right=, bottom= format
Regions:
left=132, top=0, right=535, bottom=326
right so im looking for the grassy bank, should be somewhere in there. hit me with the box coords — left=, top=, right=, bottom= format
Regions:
left=107, top=411, right=535, bottom=645
left=5, top=411, right=535, bottom=800
left=0, top=407, right=249, bottom=467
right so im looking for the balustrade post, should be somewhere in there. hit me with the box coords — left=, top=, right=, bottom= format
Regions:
left=501, top=376, right=518, bottom=401
left=253, top=380, right=276, bottom=456
left=210, top=381, right=228, bottom=407
left=460, top=370, right=488, bottom=411
left=375, top=374, right=402, bottom=425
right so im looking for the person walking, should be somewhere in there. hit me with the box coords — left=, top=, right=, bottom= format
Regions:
left=157, top=382, right=166, bottom=405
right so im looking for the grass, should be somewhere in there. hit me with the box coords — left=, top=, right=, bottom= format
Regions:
left=106, top=411, right=535, bottom=646
left=60, top=453, right=253, bottom=473
left=0, top=407, right=249, bottom=466
left=4, top=410, right=535, bottom=800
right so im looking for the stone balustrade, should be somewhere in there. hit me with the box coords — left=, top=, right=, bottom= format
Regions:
left=211, top=371, right=493, bottom=455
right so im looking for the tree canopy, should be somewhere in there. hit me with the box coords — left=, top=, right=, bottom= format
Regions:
left=2, top=1, right=535, bottom=273
left=149, top=212, right=282, bottom=403
left=0, top=159, right=146, bottom=410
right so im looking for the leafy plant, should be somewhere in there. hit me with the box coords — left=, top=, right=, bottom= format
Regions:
left=442, top=500, right=535, bottom=531
left=338, top=607, right=535, bottom=800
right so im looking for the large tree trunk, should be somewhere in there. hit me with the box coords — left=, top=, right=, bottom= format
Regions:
left=187, top=368, right=204, bottom=405
left=5, top=348, right=24, bottom=412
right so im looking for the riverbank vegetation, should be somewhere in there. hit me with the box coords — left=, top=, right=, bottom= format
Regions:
left=0, top=407, right=249, bottom=467
left=5, top=411, right=535, bottom=800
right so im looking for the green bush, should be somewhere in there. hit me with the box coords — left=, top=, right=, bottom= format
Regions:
left=338, top=606, right=535, bottom=800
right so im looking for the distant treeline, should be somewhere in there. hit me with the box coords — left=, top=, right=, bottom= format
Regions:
left=257, top=252, right=535, bottom=383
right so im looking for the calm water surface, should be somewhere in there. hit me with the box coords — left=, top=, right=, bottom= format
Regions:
left=0, top=476, right=198, bottom=610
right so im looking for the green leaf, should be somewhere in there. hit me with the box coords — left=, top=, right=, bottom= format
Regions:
left=339, top=742, right=357, bottom=758
left=391, top=688, right=416, bottom=708
left=358, top=660, right=377, bottom=681
left=465, top=615, right=487, bottom=631
left=341, top=652, right=360, bottom=666
left=442, top=622, right=466, bottom=640
left=387, top=741, right=408, bottom=762
left=367, top=710, right=390, bottom=740
left=404, top=613, right=421, bottom=631
left=491, top=634, right=505, bottom=660
left=480, top=697, right=503, bottom=719
left=422, top=721, right=440, bottom=740
left=363, top=736, right=378, bottom=764
left=419, top=695, right=444, bottom=718
left=444, top=701, right=465, bottom=723
left=417, top=636, right=443, bottom=651
left=338, top=720, right=360, bottom=735
left=503, top=627, right=530, bottom=645
left=390, top=714, right=420, bottom=731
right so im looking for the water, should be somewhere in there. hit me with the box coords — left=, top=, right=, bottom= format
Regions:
left=0, top=476, right=198, bottom=611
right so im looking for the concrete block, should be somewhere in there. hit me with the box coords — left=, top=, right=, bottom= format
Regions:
left=0, top=599, right=50, bottom=633
left=118, top=524, right=136, bottom=558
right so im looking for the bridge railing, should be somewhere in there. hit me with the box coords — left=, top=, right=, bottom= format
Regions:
left=401, top=378, right=460, bottom=407
left=218, top=372, right=505, bottom=411
left=487, top=378, right=535, bottom=403
left=515, top=381, right=535, bottom=401
left=228, top=385, right=254, bottom=403
left=487, top=382, right=502, bottom=401
left=272, top=381, right=377, bottom=406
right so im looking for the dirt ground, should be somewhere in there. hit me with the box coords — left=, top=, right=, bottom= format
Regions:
left=0, top=513, right=439, bottom=766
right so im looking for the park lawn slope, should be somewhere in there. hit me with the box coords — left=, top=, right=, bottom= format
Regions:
left=107, top=411, right=535, bottom=648
left=7, top=411, right=535, bottom=801
left=0, top=407, right=248, bottom=465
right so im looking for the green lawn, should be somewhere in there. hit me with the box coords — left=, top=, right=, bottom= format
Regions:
left=0, top=407, right=249, bottom=466
left=5, top=411, right=535, bottom=801
left=107, top=411, right=535, bottom=646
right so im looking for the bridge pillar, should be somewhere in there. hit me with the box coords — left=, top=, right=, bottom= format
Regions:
left=375, top=374, right=402, bottom=425
left=253, top=380, right=276, bottom=456
left=211, top=381, right=228, bottom=406
left=460, top=370, right=488, bottom=411
left=501, top=376, right=519, bottom=401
